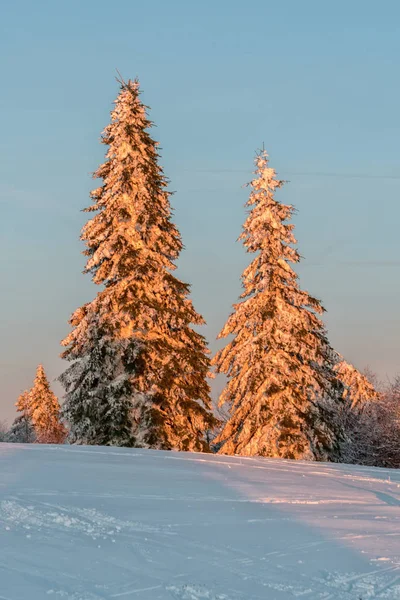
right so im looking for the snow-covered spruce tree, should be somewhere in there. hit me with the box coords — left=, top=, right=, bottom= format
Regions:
left=7, top=416, right=36, bottom=443
left=0, top=420, right=8, bottom=442
left=60, top=78, right=215, bottom=451
left=212, top=151, right=343, bottom=461
left=7, top=391, right=36, bottom=443
left=30, top=365, right=66, bottom=444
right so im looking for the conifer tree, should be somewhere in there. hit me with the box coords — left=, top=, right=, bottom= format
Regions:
left=213, top=150, right=343, bottom=461
left=30, top=365, right=66, bottom=444
left=7, top=416, right=36, bottom=443
left=7, top=390, right=36, bottom=443
left=0, top=420, right=8, bottom=442
left=60, top=78, right=215, bottom=450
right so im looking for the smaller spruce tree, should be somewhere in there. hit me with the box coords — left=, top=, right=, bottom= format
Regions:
left=0, top=420, right=8, bottom=442
left=30, top=365, right=66, bottom=444
left=7, top=391, right=36, bottom=443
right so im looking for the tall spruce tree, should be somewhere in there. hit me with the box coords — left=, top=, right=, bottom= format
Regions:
left=213, top=150, right=343, bottom=461
left=30, top=365, right=66, bottom=444
left=60, top=78, right=215, bottom=450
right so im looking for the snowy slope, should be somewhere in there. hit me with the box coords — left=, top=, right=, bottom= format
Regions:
left=1, top=445, right=400, bottom=599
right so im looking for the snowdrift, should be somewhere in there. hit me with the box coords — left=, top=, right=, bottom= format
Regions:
left=1, top=444, right=400, bottom=599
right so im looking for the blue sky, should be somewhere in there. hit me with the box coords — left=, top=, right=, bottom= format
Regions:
left=1, top=0, right=400, bottom=422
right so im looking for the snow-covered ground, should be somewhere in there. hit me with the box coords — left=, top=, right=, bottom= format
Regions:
left=1, top=445, right=400, bottom=599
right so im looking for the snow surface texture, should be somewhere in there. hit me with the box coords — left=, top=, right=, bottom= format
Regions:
left=1, top=445, right=400, bottom=599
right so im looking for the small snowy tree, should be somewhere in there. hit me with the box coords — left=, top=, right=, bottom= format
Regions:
left=7, top=416, right=36, bottom=443
left=327, top=360, right=380, bottom=464
left=30, top=365, right=66, bottom=444
left=374, top=377, right=400, bottom=467
left=60, top=78, right=216, bottom=450
left=0, top=420, right=8, bottom=442
left=7, top=391, right=36, bottom=443
left=336, top=370, right=400, bottom=468
left=335, top=359, right=379, bottom=408
left=213, top=150, right=343, bottom=461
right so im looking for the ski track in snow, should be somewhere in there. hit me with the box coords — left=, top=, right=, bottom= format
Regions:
left=1, top=444, right=400, bottom=599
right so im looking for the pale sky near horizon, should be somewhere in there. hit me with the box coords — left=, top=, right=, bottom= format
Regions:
left=1, top=0, right=400, bottom=423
